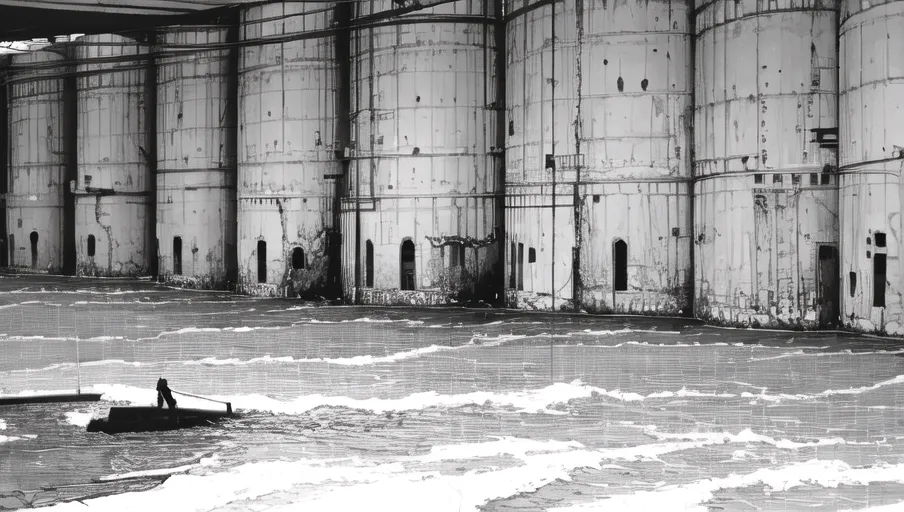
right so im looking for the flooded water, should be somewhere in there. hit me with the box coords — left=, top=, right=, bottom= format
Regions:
left=1, top=274, right=904, bottom=511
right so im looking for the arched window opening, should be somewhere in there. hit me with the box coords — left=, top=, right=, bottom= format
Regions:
left=613, top=239, right=628, bottom=291
left=257, top=240, right=267, bottom=283
left=400, top=239, right=416, bottom=290
left=365, top=240, right=374, bottom=288
left=291, top=247, right=305, bottom=270
left=173, top=236, right=183, bottom=275
left=30, top=231, right=38, bottom=268
left=87, top=234, right=95, bottom=258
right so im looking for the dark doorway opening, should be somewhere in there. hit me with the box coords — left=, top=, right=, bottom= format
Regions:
left=613, top=239, right=628, bottom=291
left=365, top=240, right=374, bottom=288
left=30, top=231, right=38, bottom=268
left=817, top=245, right=839, bottom=327
left=87, top=234, right=95, bottom=258
left=874, top=253, right=887, bottom=308
left=8, top=234, right=13, bottom=266
left=400, top=239, right=415, bottom=290
left=291, top=247, right=305, bottom=270
left=257, top=240, right=267, bottom=283
left=173, top=236, right=182, bottom=275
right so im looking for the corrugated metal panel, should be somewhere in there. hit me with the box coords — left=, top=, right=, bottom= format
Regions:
left=5, top=49, right=68, bottom=272
left=238, top=1, right=341, bottom=297
left=838, top=0, right=904, bottom=335
left=693, top=2, right=840, bottom=328
left=156, top=25, right=236, bottom=289
left=343, top=0, right=501, bottom=305
left=504, top=0, right=692, bottom=313
left=74, top=34, right=153, bottom=277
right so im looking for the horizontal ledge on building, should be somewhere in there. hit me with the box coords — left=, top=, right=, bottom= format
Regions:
left=507, top=177, right=691, bottom=185
left=71, top=187, right=150, bottom=197
left=838, top=156, right=904, bottom=173
left=238, top=194, right=333, bottom=200
left=693, top=169, right=835, bottom=182
left=340, top=192, right=501, bottom=201
left=156, top=167, right=236, bottom=174
left=343, top=152, right=496, bottom=159
left=694, top=6, right=839, bottom=33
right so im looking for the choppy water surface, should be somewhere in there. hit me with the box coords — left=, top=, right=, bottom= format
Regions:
left=1, top=274, right=904, bottom=511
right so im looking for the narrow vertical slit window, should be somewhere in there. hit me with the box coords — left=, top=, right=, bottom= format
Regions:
left=87, top=234, right=95, bottom=258
left=257, top=240, right=267, bottom=283
left=517, top=243, right=524, bottom=291
left=614, top=239, right=628, bottom=291
left=30, top=231, right=38, bottom=269
left=365, top=240, right=374, bottom=288
left=849, top=271, right=857, bottom=297
left=173, top=236, right=182, bottom=275
left=510, top=241, right=517, bottom=289
left=874, top=253, right=887, bottom=307
left=8, top=235, right=13, bottom=266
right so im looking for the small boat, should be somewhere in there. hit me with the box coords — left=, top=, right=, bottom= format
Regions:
left=86, top=405, right=234, bottom=434
left=1, top=336, right=102, bottom=406
left=86, top=388, right=234, bottom=434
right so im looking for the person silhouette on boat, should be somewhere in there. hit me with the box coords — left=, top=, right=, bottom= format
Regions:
left=156, top=378, right=177, bottom=411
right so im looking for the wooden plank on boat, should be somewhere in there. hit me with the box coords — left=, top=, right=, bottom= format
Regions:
left=0, top=393, right=102, bottom=406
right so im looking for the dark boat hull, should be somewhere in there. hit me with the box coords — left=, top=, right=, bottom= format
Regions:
left=0, top=393, right=102, bottom=406
left=86, top=406, right=234, bottom=434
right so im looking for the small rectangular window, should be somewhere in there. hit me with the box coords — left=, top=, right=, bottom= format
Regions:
left=791, top=174, right=800, bottom=185
left=528, top=247, right=536, bottom=263
left=754, top=174, right=763, bottom=184
left=875, top=233, right=886, bottom=248
left=810, top=173, right=819, bottom=185
left=773, top=174, right=783, bottom=184
left=849, top=272, right=857, bottom=297
left=593, top=195, right=600, bottom=203
left=821, top=173, right=831, bottom=185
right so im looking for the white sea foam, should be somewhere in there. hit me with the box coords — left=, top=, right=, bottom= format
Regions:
left=0, top=435, right=23, bottom=443
left=86, top=378, right=748, bottom=417
left=739, top=374, right=904, bottom=403
left=45, top=434, right=737, bottom=512
left=548, top=459, right=904, bottom=512
left=840, top=501, right=904, bottom=512
left=642, top=426, right=878, bottom=449
left=0, top=419, right=6, bottom=429
left=90, top=380, right=606, bottom=415
left=99, top=454, right=220, bottom=482
left=63, top=411, right=95, bottom=428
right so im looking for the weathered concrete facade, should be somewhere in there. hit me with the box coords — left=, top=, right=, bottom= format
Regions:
left=5, top=49, right=68, bottom=272
left=156, top=26, right=237, bottom=289
left=341, top=0, right=502, bottom=306
left=504, top=0, right=693, bottom=313
left=838, top=0, right=904, bottom=335
left=5, top=0, right=904, bottom=334
left=74, top=34, right=154, bottom=277
left=693, top=1, right=840, bottom=328
left=237, top=1, right=341, bottom=298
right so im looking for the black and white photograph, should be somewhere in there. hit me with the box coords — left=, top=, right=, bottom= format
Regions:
left=1, top=0, right=904, bottom=510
